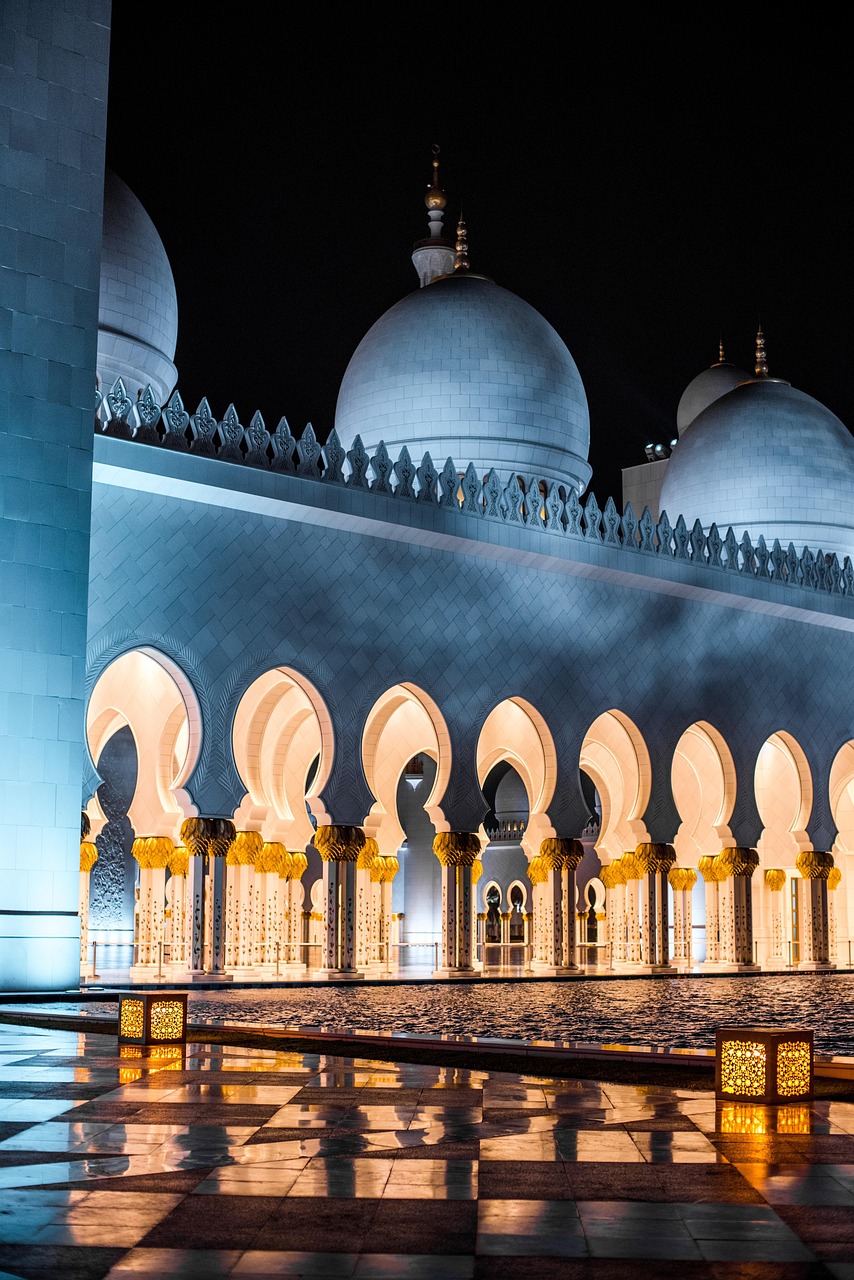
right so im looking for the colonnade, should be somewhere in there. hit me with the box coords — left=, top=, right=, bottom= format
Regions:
left=78, top=817, right=844, bottom=980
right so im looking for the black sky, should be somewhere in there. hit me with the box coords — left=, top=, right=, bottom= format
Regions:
left=105, top=12, right=853, bottom=503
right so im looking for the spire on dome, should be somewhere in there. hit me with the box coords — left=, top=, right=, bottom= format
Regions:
left=754, top=324, right=768, bottom=378
left=716, top=338, right=726, bottom=364
left=454, top=215, right=469, bottom=272
left=411, top=145, right=456, bottom=288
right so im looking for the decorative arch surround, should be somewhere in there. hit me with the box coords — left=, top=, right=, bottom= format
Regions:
left=755, top=730, right=813, bottom=866
left=361, top=683, right=452, bottom=852
left=476, top=697, right=558, bottom=857
left=671, top=720, right=736, bottom=862
left=232, top=666, right=333, bottom=844
left=579, top=709, right=652, bottom=860
left=481, top=878, right=503, bottom=911
left=85, top=647, right=201, bottom=840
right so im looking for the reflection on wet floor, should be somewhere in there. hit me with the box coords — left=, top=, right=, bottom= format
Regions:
left=0, top=1022, right=852, bottom=1277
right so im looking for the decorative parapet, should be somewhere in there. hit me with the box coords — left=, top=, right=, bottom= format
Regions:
left=95, top=378, right=854, bottom=603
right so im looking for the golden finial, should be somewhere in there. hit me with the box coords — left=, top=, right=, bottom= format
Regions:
left=425, top=143, right=446, bottom=212
left=754, top=324, right=768, bottom=377
left=455, top=215, right=469, bottom=271
left=717, top=338, right=725, bottom=364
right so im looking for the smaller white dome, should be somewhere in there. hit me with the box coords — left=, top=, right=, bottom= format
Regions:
left=661, top=378, right=854, bottom=560
left=97, top=171, right=178, bottom=404
left=676, top=359, right=749, bottom=436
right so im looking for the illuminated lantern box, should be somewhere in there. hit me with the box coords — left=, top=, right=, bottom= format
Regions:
left=118, top=992, right=188, bottom=1046
left=715, top=1027, right=813, bottom=1103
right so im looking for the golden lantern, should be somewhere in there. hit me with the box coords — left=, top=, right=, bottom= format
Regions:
left=715, top=1026, right=813, bottom=1103
left=118, top=991, right=188, bottom=1046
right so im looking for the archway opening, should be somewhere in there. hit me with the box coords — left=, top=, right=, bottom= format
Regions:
left=579, top=709, right=651, bottom=860
left=671, top=721, right=736, bottom=863
left=476, top=697, right=558, bottom=858
left=361, top=684, right=451, bottom=951
left=755, top=731, right=812, bottom=866
left=232, top=667, right=333, bottom=849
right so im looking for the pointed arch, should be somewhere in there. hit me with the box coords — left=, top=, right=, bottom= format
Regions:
left=579, top=709, right=651, bottom=860
left=232, top=667, right=333, bottom=844
left=361, top=683, right=452, bottom=853
left=755, top=730, right=813, bottom=866
left=476, top=697, right=558, bottom=857
left=671, top=720, right=736, bottom=862
left=85, top=647, right=201, bottom=840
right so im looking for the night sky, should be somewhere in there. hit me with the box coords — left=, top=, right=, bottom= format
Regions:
left=105, top=13, right=853, bottom=503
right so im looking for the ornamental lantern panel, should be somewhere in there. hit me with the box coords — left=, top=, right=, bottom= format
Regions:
left=118, top=992, right=188, bottom=1045
left=715, top=1027, right=812, bottom=1103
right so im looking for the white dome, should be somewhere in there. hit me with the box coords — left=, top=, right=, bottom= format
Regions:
left=335, top=274, right=591, bottom=495
left=676, top=359, right=749, bottom=436
left=660, top=378, right=854, bottom=560
left=97, top=171, right=178, bottom=404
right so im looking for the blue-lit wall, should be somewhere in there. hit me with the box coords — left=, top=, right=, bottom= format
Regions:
left=0, top=1, right=110, bottom=989
left=87, top=438, right=854, bottom=874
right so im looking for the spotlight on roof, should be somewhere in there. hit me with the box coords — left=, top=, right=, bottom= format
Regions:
left=645, top=441, right=673, bottom=462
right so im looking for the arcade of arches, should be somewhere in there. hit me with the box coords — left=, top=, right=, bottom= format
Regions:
left=81, top=652, right=852, bottom=981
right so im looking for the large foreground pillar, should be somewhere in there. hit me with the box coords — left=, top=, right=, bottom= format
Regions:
left=433, top=832, right=481, bottom=976
left=180, top=818, right=236, bottom=981
left=796, top=850, right=835, bottom=970
left=315, top=825, right=365, bottom=979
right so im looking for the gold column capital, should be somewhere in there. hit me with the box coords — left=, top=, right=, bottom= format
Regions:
left=526, top=854, right=547, bottom=885
left=668, top=866, right=697, bottom=891
left=432, top=831, right=480, bottom=867
left=600, top=862, right=626, bottom=889
left=314, top=825, right=365, bottom=863
left=764, top=868, right=786, bottom=892
left=540, top=837, right=584, bottom=871
left=180, top=817, right=236, bottom=859
left=635, top=843, right=676, bottom=874
left=714, top=847, right=759, bottom=878
left=796, top=849, right=835, bottom=881
left=131, top=836, right=174, bottom=869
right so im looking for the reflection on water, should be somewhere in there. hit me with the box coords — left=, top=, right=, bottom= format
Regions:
left=717, top=1102, right=813, bottom=1134
left=171, top=973, right=854, bottom=1057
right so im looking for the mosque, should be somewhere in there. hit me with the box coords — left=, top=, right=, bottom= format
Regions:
left=3, top=10, right=854, bottom=991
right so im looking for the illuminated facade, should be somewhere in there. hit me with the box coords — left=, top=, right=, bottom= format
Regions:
left=3, top=2, right=854, bottom=991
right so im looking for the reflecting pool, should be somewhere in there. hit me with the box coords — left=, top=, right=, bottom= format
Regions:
left=178, top=974, right=854, bottom=1056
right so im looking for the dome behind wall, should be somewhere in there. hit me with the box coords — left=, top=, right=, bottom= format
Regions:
left=97, top=171, right=178, bottom=404
left=676, top=358, right=749, bottom=436
left=335, top=273, right=592, bottom=496
left=660, top=378, right=854, bottom=560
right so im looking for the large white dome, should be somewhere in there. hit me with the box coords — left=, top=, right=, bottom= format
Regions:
left=335, top=274, right=591, bottom=495
left=97, top=171, right=178, bottom=404
left=660, top=378, right=854, bottom=559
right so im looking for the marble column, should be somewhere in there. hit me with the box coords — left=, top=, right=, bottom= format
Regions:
left=763, top=868, right=787, bottom=968
left=315, top=825, right=366, bottom=979
left=535, top=838, right=584, bottom=973
left=714, top=847, right=760, bottom=969
left=129, top=837, right=173, bottom=979
left=255, top=842, right=288, bottom=971
left=699, top=854, right=723, bottom=966
left=636, top=844, right=676, bottom=971
left=600, top=861, right=627, bottom=966
left=433, top=832, right=481, bottom=975
left=796, top=850, right=835, bottom=970
left=180, top=818, right=237, bottom=980
left=78, top=840, right=98, bottom=979
left=166, top=845, right=189, bottom=972
left=828, top=866, right=842, bottom=964
left=356, top=838, right=379, bottom=969
left=668, top=866, right=697, bottom=967
left=284, top=851, right=308, bottom=967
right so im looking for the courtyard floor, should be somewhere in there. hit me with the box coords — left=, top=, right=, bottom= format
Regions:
left=0, top=1024, right=852, bottom=1278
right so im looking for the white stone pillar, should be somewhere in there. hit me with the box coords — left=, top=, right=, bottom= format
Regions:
left=796, top=850, right=835, bottom=970
left=433, top=832, right=480, bottom=975
left=667, top=867, right=696, bottom=967
left=828, top=867, right=842, bottom=963
left=166, top=845, right=189, bottom=972
left=356, top=838, right=378, bottom=969
left=713, top=848, right=759, bottom=969
left=636, top=845, right=676, bottom=971
left=129, top=837, right=173, bottom=979
left=179, top=818, right=237, bottom=981
left=763, top=868, right=786, bottom=968
left=315, top=826, right=365, bottom=978
left=699, top=856, right=721, bottom=965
